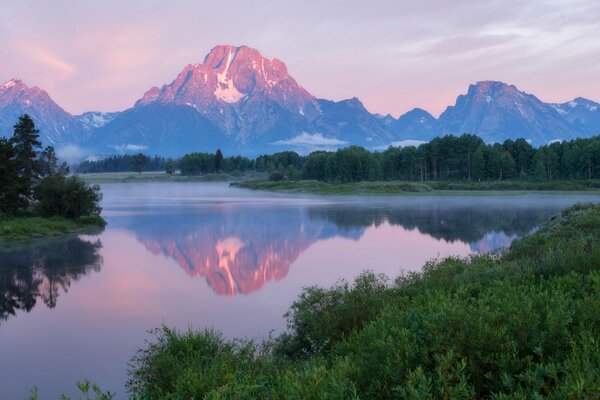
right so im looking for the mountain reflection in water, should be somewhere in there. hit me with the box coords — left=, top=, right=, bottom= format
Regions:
left=109, top=199, right=560, bottom=296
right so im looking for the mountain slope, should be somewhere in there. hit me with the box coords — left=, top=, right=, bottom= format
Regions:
left=0, top=79, right=86, bottom=145
left=438, top=81, right=579, bottom=145
left=550, top=97, right=600, bottom=136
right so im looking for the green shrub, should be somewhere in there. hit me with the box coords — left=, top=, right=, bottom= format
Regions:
left=34, top=174, right=102, bottom=220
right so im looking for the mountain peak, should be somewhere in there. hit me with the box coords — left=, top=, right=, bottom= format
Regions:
left=1, top=78, right=26, bottom=92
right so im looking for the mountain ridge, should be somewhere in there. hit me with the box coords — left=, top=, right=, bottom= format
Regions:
left=1, top=46, right=599, bottom=158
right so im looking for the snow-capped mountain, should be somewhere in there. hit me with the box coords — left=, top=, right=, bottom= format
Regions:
left=437, top=81, right=578, bottom=144
left=390, top=108, right=439, bottom=140
left=550, top=97, right=600, bottom=136
left=2, top=47, right=600, bottom=158
left=0, top=79, right=85, bottom=145
left=94, top=45, right=396, bottom=155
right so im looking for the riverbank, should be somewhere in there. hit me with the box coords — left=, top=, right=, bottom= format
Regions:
left=124, top=202, right=600, bottom=399
left=0, top=214, right=106, bottom=241
left=231, top=179, right=600, bottom=194
left=77, top=171, right=266, bottom=184
left=231, top=180, right=434, bottom=194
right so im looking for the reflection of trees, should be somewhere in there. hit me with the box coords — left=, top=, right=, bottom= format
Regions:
left=308, top=202, right=562, bottom=244
left=0, top=237, right=103, bottom=323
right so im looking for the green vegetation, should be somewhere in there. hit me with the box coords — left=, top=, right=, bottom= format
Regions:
left=76, top=135, right=600, bottom=186
left=27, top=380, right=115, bottom=400
left=122, top=203, right=600, bottom=399
left=0, top=114, right=104, bottom=241
left=233, top=178, right=600, bottom=194
left=77, top=171, right=266, bottom=184
left=0, top=214, right=105, bottom=241
left=231, top=180, right=433, bottom=194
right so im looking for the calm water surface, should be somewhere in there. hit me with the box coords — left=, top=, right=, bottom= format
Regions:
left=1, top=182, right=599, bottom=399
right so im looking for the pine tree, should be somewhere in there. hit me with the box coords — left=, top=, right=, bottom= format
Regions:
left=215, top=149, right=224, bottom=172
left=11, top=114, right=42, bottom=207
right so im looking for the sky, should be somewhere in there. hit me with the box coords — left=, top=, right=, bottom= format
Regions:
left=1, top=0, right=598, bottom=117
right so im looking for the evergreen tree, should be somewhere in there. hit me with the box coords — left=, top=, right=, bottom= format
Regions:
left=11, top=114, right=42, bottom=206
left=130, top=153, right=150, bottom=173
left=0, top=138, right=19, bottom=213
left=215, top=149, right=224, bottom=172
left=165, top=159, right=176, bottom=175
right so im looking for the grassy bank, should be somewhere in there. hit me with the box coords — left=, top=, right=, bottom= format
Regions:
left=0, top=214, right=106, bottom=241
left=231, top=179, right=433, bottom=194
left=231, top=179, right=600, bottom=195
left=121, top=203, right=600, bottom=399
left=77, top=171, right=266, bottom=184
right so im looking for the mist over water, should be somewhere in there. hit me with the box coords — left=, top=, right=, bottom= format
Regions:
left=1, top=182, right=598, bottom=399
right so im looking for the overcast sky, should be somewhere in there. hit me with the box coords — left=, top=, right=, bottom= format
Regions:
left=1, top=0, right=598, bottom=117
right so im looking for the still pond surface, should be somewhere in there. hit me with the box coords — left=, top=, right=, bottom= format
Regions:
left=1, top=182, right=599, bottom=399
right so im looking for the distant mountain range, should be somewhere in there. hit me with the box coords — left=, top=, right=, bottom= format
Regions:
left=1, top=44, right=599, bottom=159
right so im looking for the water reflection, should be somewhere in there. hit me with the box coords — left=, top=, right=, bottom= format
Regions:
left=0, top=236, right=103, bottom=323
left=109, top=197, right=562, bottom=296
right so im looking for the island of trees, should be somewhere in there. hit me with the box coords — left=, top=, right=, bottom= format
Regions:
left=0, top=115, right=104, bottom=240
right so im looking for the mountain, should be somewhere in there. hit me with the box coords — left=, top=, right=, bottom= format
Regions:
left=437, top=81, right=579, bottom=144
left=2, top=48, right=600, bottom=157
left=0, top=79, right=86, bottom=145
left=389, top=108, right=439, bottom=140
left=93, top=45, right=395, bottom=155
left=550, top=97, right=600, bottom=136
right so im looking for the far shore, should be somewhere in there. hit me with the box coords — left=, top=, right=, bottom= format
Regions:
left=230, top=179, right=600, bottom=195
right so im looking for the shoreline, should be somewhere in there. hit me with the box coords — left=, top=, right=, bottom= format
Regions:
left=230, top=179, right=600, bottom=195
left=0, top=215, right=106, bottom=242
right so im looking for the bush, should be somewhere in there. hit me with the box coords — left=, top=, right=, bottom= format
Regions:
left=34, top=174, right=102, bottom=219
left=269, top=172, right=284, bottom=181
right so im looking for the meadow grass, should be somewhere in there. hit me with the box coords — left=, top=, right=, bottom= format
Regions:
left=0, top=214, right=106, bottom=241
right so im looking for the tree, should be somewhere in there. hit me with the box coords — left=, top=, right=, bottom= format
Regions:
left=215, top=149, right=224, bottom=172
left=165, top=159, right=176, bottom=175
left=12, top=114, right=42, bottom=207
left=39, top=146, right=69, bottom=178
left=34, top=174, right=102, bottom=219
left=130, top=153, right=150, bottom=173
left=0, top=138, right=19, bottom=213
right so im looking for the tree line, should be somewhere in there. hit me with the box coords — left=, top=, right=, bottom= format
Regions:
left=75, top=134, right=600, bottom=182
left=0, top=114, right=101, bottom=219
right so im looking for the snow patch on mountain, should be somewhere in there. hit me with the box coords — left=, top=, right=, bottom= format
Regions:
left=214, top=47, right=245, bottom=103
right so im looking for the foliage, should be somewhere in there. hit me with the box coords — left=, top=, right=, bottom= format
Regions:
left=27, top=380, right=115, bottom=400
left=130, top=153, right=151, bottom=173
left=0, top=214, right=105, bottom=241
left=0, top=114, right=104, bottom=240
left=125, top=203, right=600, bottom=399
left=34, top=174, right=102, bottom=219
left=231, top=180, right=433, bottom=194
left=76, top=154, right=166, bottom=173
left=164, top=159, right=176, bottom=175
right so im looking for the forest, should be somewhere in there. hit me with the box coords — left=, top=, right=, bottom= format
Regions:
left=76, top=134, right=600, bottom=183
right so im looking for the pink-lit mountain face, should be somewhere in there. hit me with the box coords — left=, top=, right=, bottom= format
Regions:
left=0, top=79, right=81, bottom=144
left=135, top=45, right=321, bottom=142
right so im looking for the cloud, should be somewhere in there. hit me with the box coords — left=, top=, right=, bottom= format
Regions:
left=273, top=132, right=348, bottom=147
left=109, top=144, right=148, bottom=153
left=374, top=140, right=428, bottom=151
left=56, top=144, right=88, bottom=163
